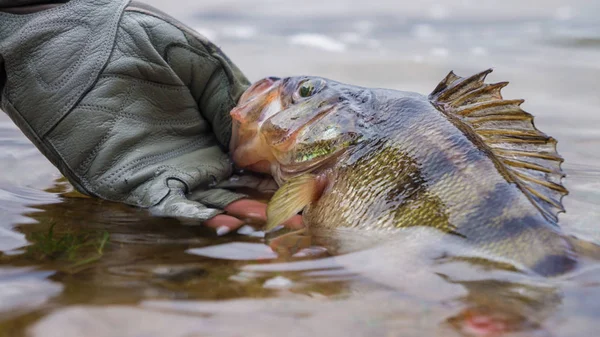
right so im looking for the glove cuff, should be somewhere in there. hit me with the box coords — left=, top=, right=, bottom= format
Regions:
left=0, top=0, right=130, bottom=197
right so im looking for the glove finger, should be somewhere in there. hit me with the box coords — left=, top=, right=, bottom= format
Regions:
left=216, top=175, right=278, bottom=194
left=188, top=188, right=247, bottom=209
left=151, top=194, right=222, bottom=221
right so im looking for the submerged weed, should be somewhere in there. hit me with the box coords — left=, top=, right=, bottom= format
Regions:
left=26, top=223, right=110, bottom=268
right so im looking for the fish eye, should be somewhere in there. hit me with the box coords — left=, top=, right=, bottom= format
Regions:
left=293, top=79, right=325, bottom=103
left=299, top=83, right=315, bottom=98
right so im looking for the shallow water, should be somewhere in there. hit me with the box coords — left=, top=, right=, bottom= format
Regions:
left=1, top=1, right=600, bottom=336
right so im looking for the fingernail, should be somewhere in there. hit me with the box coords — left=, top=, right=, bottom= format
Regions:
left=237, top=225, right=255, bottom=236
left=216, top=226, right=232, bottom=236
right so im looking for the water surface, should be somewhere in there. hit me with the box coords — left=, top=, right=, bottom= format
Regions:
left=1, top=1, right=600, bottom=336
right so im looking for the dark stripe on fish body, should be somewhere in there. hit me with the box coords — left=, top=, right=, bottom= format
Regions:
left=340, top=142, right=454, bottom=232
left=531, top=254, right=577, bottom=276
left=304, top=87, right=574, bottom=275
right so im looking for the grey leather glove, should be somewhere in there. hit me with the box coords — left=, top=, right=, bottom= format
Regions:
left=0, top=0, right=251, bottom=220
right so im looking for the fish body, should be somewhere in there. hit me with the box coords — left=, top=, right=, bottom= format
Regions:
left=230, top=70, right=575, bottom=276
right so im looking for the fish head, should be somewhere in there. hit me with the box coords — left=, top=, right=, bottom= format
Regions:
left=230, top=76, right=364, bottom=183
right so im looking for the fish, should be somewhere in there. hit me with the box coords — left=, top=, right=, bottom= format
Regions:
left=229, top=70, right=576, bottom=276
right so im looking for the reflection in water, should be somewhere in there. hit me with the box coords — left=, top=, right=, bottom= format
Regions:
left=0, top=177, right=580, bottom=337
left=25, top=278, right=564, bottom=337
left=0, top=268, right=62, bottom=317
left=1, top=0, right=600, bottom=335
left=255, top=227, right=570, bottom=336
left=444, top=278, right=561, bottom=336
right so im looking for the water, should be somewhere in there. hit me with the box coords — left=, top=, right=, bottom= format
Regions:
left=1, top=0, right=600, bottom=336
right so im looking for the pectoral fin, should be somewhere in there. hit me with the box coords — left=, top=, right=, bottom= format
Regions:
left=266, top=174, right=324, bottom=230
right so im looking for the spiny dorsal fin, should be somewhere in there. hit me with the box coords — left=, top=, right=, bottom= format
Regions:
left=429, top=69, right=568, bottom=223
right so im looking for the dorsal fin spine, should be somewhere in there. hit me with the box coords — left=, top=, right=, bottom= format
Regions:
left=477, top=129, right=546, bottom=137
left=450, top=81, right=509, bottom=107
left=512, top=171, right=567, bottom=192
left=430, top=71, right=460, bottom=96
left=467, top=114, right=533, bottom=124
left=453, top=99, right=525, bottom=117
left=493, top=149, right=564, bottom=162
left=429, top=69, right=568, bottom=223
left=435, top=69, right=493, bottom=102
left=501, top=158, right=556, bottom=174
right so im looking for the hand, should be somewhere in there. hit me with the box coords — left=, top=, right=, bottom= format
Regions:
left=205, top=199, right=305, bottom=233
left=0, top=1, right=253, bottom=225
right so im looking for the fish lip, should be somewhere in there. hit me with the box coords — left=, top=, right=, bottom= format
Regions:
left=230, top=77, right=282, bottom=155
left=238, top=77, right=280, bottom=105
left=231, top=77, right=280, bottom=127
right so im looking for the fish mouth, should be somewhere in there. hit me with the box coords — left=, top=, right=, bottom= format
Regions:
left=238, top=76, right=281, bottom=106
left=230, top=77, right=283, bottom=172
left=230, top=76, right=282, bottom=132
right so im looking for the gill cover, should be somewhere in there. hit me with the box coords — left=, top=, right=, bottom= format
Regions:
left=260, top=78, right=361, bottom=172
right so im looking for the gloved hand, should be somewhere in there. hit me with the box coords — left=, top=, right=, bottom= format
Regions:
left=0, top=0, right=284, bottom=231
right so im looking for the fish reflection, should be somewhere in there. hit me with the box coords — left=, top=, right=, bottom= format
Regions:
left=444, top=277, right=561, bottom=336
left=265, top=226, right=565, bottom=336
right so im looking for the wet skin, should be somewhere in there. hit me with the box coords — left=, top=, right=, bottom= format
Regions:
left=205, top=199, right=303, bottom=232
